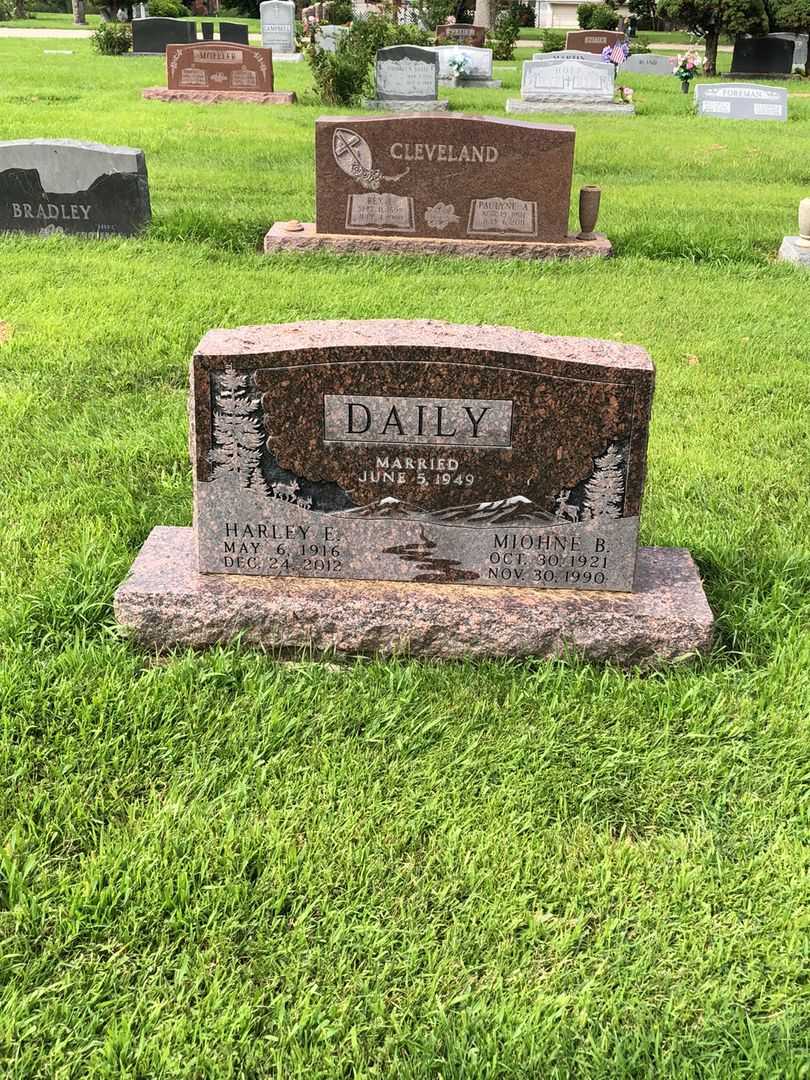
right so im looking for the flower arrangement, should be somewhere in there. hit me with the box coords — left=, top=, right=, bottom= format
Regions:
left=673, top=50, right=700, bottom=82
left=447, top=54, right=471, bottom=79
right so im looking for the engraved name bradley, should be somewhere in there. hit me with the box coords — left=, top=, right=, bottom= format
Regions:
left=323, top=394, right=513, bottom=447
left=11, top=202, right=92, bottom=221
left=388, top=142, right=499, bottom=164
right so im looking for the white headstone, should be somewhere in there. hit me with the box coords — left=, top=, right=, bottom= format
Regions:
left=434, top=45, right=493, bottom=80
left=532, top=49, right=593, bottom=61
left=260, top=0, right=296, bottom=55
left=520, top=57, right=614, bottom=101
left=620, top=52, right=674, bottom=75
left=317, top=24, right=348, bottom=53
left=695, top=82, right=788, bottom=121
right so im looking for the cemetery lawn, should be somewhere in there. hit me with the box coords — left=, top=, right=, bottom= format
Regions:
left=1, top=37, right=810, bottom=1080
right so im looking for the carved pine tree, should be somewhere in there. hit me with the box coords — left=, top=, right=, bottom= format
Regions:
left=583, top=443, right=624, bottom=519
left=207, top=367, right=264, bottom=489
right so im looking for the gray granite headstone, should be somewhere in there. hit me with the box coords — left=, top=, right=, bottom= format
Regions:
left=259, top=0, right=296, bottom=55
left=532, top=49, right=593, bottom=61
left=0, top=139, right=150, bottom=236
left=768, top=32, right=808, bottom=70
left=316, top=24, right=348, bottom=53
left=695, top=82, right=788, bottom=121
left=520, top=57, right=614, bottom=101
left=219, top=21, right=249, bottom=45
left=131, top=16, right=195, bottom=55
left=375, top=45, right=440, bottom=102
left=730, top=35, right=794, bottom=74
left=620, top=52, right=674, bottom=75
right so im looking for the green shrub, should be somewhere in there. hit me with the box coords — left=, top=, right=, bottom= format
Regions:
left=487, top=9, right=520, bottom=59
left=537, top=27, right=566, bottom=50
left=507, top=0, right=535, bottom=25
left=0, top=0, right=14, bottom=19
left=577, top=1, right=619, bottom=27
left=91, top=20, right=131, bottom=52
left=628, top=35, right=651, bottom=52
left=147, top=0, right=190, bottom=16
left=305, top=13, right=432, bottom=105
left=330, top=0, right=353, bottom=23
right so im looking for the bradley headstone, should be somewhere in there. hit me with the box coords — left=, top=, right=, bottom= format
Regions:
left=131, top=16, right=196, bottom=54
left=730, top=35, right=794, bottom=75
left=695, top=82, right=787, bottom=121
left=436, top=23, right=486, bottom=47
left=620, top=52, right=674, bottom=75
left=369, top=46, right=446, bottom=111
left=189, top=321, right=654, bottom=593
left=0, top=139, right=150, bottom=236
left=435, top=45, right=499, bottom=88
left=314, top=114, right=574, bottom=242
left=260, top=0, right=300, bottom=59
left=565, top=29, right=624, bottom=54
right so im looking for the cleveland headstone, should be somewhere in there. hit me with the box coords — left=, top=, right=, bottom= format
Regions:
left=131, top=17, right=196, bottom=55
left=730, top=35, right=794, bottom=75
left=115, top=320, right=715, bottom=663
left=259, top=0, right=301, bottom=60
left=695, top=83, right=788, bottom=121
left=0, top=139, right=150, bottom=236
left=368, top=46, right=447, bottom=111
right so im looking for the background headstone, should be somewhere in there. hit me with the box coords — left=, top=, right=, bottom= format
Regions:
left=374, top=45, right=441, bottom=104
left=519, top=57, right=614, bottom=101
left=532, top=49, right=593, bottom=61
left=260, top=0, right=297, bottom=56
left=564, top=29, right=624, bottom=54
left=620, top=52, right=674, bottom=75
left=435, top=45, right=498, bottom=87
left=730, top=35, right=794, bottom=74
left=695, top=82, right=788, bottom=120
left=166, top=42, right=274, bottom=93
left=436, top=23, right=486, bottom=47
left=0, top=139, right=150, bottom=236
left=219, top=21, right=250, bottom=45
left=315, top=114, right=575, bottom=242
left=131, top=16, right=196, bottom=55
left=768, top=32, right=808, bottom=70
left=201, top=20, right=213, bottom=40
left=316, top=24, right=348, bottom=52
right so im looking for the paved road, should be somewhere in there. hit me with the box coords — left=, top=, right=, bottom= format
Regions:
left=0, top=25, right=262, bottom=40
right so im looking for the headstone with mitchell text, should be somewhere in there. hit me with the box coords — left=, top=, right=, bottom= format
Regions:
left=259, top=0, right=301, bottom=61
left=143, top=41, right=296, bottom=104
left=115, top=319, right=714, bottom=663
left=695, top=82, right=788, bottom=121
left=264, top=113, right=612, bottom=260
left=366, top=45, right=447, bottom=111
left=0, top=138, right=150, bottom=237
left=131, top=16, right=196, bottom=55
left=435, top=45, right=500, bottom=88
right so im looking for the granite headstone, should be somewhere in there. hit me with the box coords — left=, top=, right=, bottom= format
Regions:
left=565, top=29, right=624, bottom=54
left=532, top=49, right=593, bottom=61
left=768, top=32, right=808, bottom=70
left=370, top=45, right=446, bottom=110
left=259, top=0, right=299, bottom=58
left=131, top=16, right=196, bottom=54
left=435, top=45, right=499, bottom=87
left=620, top=52, right=674, bottom=75
left=507, top=56, right=632, bottom=113
left=695, top=82, right=788, bottom=121
left=730, top=35, right=794, bottom=75
left=165, top=42, right=274, bottom=92
left=0, top=138, right=150, bottom=236
left=436, top=23, right=486, bottom=47
left=201, top=20, right=214, bottom=39
left=314, top=114, right=574, bottom=242
left=219, top=21, right=250, bottom=45
left=316, top=24, right=348, bottom=52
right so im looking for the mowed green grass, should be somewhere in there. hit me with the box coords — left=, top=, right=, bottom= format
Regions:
left=1, top=37, right=810, bottom=1079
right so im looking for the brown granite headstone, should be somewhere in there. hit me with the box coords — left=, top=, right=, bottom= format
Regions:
left=436, top=23, right=486, bottom=47
left=190, top=320, right=654, bottom=592
left=565, top=29, right=625, bottom=53
left=314, top=114, right=575, bottom=243
left=166, top=41, right=274, bottom=92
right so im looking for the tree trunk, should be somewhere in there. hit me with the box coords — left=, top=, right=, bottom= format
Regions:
left=703, top=26, right=718, bottom=75
left=14, top=0, right=25, bottom=18
left=72, top=0, right=87, bottom=23
left=473, top=0, right=491, bottom=29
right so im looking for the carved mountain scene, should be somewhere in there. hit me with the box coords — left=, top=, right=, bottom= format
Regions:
left=335, top=494, right=556, bottom=525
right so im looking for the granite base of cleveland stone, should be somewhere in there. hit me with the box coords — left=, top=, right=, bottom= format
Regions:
left=506, top=97, right=635, bottom=114
left=362, top=98, right=450, bottom=111
left=143, top=87, right=296, bottom=105
left=263, top=221, right=612, bottom=260
left=778, top=236, right=810, bottom=267
left=114, top=527, right=714, bottom=666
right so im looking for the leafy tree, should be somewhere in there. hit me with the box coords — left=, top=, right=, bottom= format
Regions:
left=208, top=368, right=264, bottom=489
left=658, top=0, right=769, bottom=73
left=771, top=0, right=810, bottom=72
left=583, top=443, right=625, bottom=519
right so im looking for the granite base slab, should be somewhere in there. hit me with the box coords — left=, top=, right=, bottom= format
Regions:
left=143, top=87, right=296, bottom=105
left=263, top=221, right=612, bottom=261
left=362, top=98, right=450, bottom=111
left=269, top=51, right=303, bottom=61
left=778, top=236, right=810, bottom=267
left=439, top=77, right=502, bottom=88
left=114, top=526, right=715, bottom=667
left=506, top=98, right=635, bottom=114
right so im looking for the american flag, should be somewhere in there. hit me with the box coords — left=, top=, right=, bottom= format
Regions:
left=609, top=42, right=627, bottom=64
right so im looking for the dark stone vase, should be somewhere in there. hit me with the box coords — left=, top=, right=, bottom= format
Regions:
left=681, top=78, right=690, bottom=93
left=578, top=186, right=601, bottom=240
